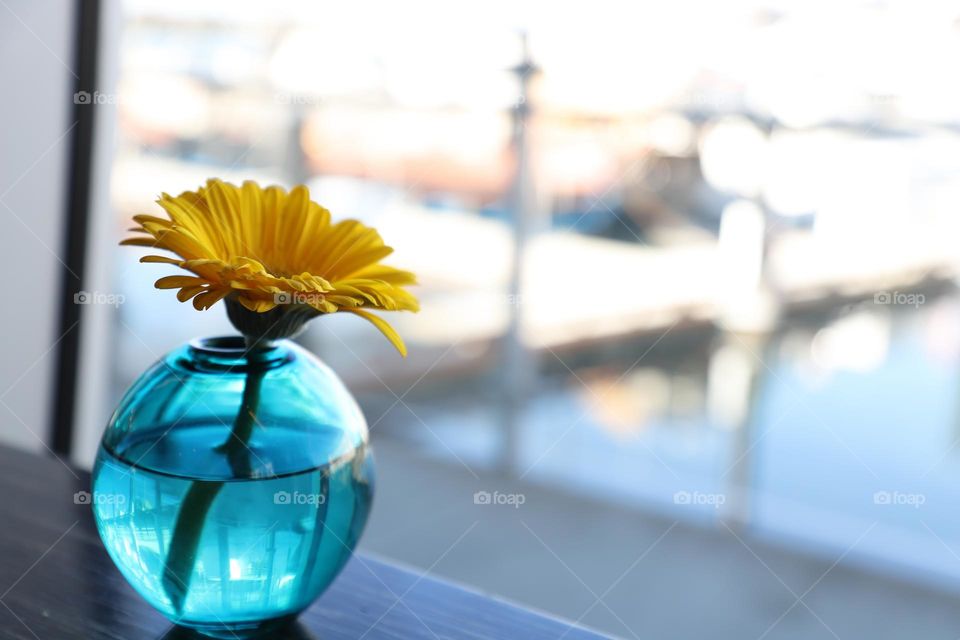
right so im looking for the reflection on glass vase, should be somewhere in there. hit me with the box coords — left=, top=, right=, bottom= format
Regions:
left=92, top=337, right=374, bottom=638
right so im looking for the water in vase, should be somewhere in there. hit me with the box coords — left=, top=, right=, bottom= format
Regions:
left=92, top=424, right=373, bottom=637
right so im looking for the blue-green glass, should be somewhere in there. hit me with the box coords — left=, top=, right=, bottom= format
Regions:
left=92, top=337, right=374, bottom=638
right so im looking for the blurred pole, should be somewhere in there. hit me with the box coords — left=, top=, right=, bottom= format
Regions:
left=499, top=35, right=539, bottom=476
left=283, top=101, right=310, bottom=187
left=714, top=121, right=780, bottom=527
left=712, top=332, right=775, bottom=530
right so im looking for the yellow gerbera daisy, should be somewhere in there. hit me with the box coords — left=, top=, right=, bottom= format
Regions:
left=122, top=178, right=418, bottom=355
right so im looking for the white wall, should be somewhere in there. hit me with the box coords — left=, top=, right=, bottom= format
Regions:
left=0, top=0, right=77, bottom=453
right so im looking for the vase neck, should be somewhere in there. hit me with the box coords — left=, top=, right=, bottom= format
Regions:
left=185, top=336, right=289, bottom=372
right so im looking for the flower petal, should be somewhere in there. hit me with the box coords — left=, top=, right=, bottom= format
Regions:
left=345, top=309, right=407, bottom=357
left=155, top=275, right=206, bottom=289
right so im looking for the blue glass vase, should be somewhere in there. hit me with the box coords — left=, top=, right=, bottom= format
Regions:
left=92, top=337, right=374, bottom=638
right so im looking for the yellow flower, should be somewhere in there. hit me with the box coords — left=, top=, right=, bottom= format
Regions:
left=122, top=178, right=418, bottom=355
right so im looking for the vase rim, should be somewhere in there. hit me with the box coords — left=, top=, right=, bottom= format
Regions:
left=188, top=335, right=279, bottom=353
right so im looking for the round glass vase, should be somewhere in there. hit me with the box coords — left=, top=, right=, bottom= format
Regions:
left=92, top=337, right=374, bottom=638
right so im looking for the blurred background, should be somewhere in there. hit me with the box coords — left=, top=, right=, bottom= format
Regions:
left=8, top=0, right=960, bottom=637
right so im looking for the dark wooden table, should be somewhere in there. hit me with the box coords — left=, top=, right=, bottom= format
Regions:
left=0, top=445, right=607, bottom=639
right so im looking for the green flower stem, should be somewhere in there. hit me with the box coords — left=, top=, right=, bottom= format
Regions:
left=162, top=480, right=224, bottom=613
left=161, top=346, right=268, bottom=614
